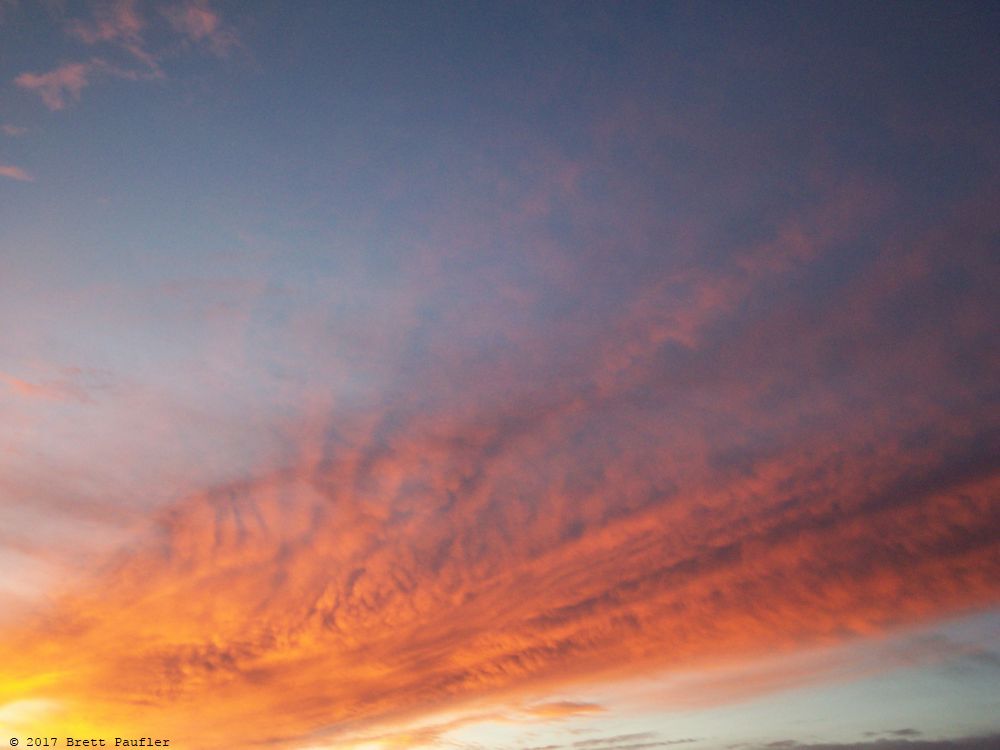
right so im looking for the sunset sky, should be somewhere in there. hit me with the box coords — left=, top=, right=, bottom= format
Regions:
left=1, top=2, right=998, bottom=749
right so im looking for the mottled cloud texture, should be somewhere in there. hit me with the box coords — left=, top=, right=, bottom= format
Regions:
left=1, top=170, right=996, bottom=746
left=0, top=3, right=997, bottom=749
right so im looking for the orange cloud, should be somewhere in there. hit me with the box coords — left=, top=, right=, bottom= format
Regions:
left=0, top=371, right=96, bottom=402
left=0, top=398, right=995, bottom=748
left=0, top=164, right=995, bottom=749
left=0, top=164, right=32, bottom=181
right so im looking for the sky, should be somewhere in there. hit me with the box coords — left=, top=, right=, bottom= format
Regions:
left=0, top=1, right=998, bottom=749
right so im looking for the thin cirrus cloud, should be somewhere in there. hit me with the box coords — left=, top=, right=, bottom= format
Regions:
left=570, top=736, right=697, bottom=750
left=13, top=0, right=233, bottom=109
left=14, top=61, right=93, bottom=110
left=65, top=0, right=145, bottom=45
left=508, top=735, right=1000, bottom=750
left=161, top=0, right=235, bottom=56
left=64, top=0, right=161, bottom=73
left=525, top=702, right=606, bottom=719
left=12, top=58, right=150, bottom=111
left=0, top=164, right=33, bottom=181
left=0, top=370, right=95, bottom=402
left=743, top=736, right=1000, bottom=750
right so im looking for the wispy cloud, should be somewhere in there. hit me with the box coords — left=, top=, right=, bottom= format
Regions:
left=65, top=0, right=160, bottom=72
left=573, top=734, right=661, bottom=748
left=744, top=734, right=1000, bottom=750
left=504, top=733, right=700, bottom=750
left=14, top=0, right=236, bottom=109
left=162, top=0, right=236, bottom=56
left=14, top=56, right=161, bottom=110
left=14, top=61, right=93, bottom=110
left=525, top=702, right=606, bottom=719
left=0, top=164, right=33, bottom=182
left=0, top=370, right=96, bottom=402
left=1, top=124, right=28, bottom=136
left=66, top=0, right=143, bottom=45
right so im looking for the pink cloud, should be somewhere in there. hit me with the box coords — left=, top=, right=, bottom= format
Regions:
left=0, top=165, right=33, bottom=182
left=14, top=58, right=157, bottom=110
left=163, top=0, right=236, bottom=56
left=65, top=0, right=160, bottom=72
left=168, top=1, right=217, bottom=38
left=66, top=0, right=143, bottom=44
left=15, top=62, right=92, bottom=110
left=1, top=124, right=27, bottom=136
left=14, top=2, right=233, bottom=110
left=0, top=372, right=91, bottom=401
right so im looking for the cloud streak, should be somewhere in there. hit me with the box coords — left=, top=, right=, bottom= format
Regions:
left=0, top=164, right=33, bottom=181
left=742, top=735, right=1000, bottom=750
